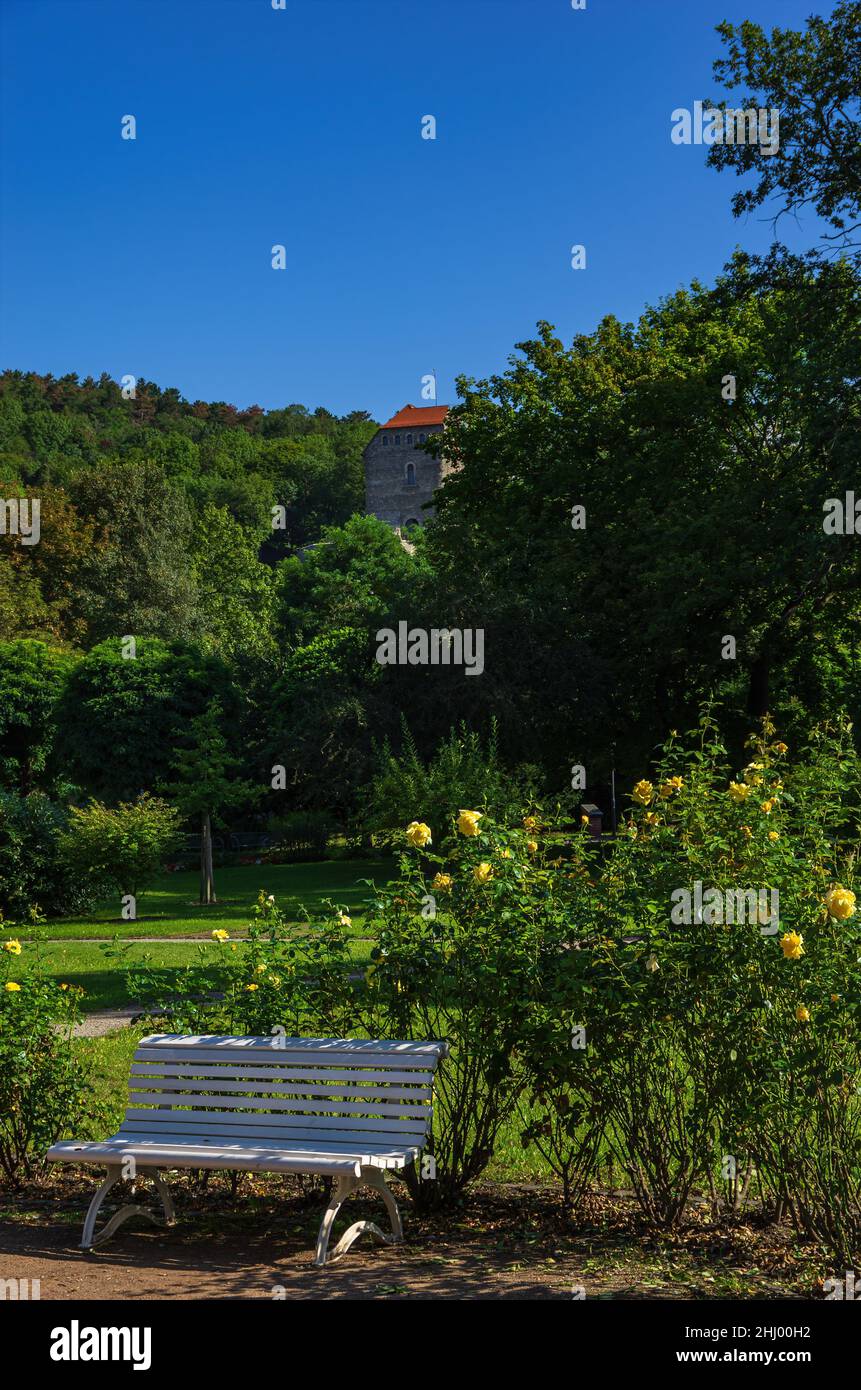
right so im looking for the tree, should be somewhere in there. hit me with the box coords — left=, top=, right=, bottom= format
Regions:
left=188, top=503, right=275, bottom=665
left=69, top=459, right=200, bottom=642
left=161, top=702, right=256, bottom=905
left=705, top=2, right=861, bottom=246
left=274, top=513, right=429, bottom=643
left=262, top=626, right=378, bottom=818
left=0, top=482, right=104, bottom=644
left=54, top=638, right=239, bottom=802
left=0, top=641, right=75, bottom=794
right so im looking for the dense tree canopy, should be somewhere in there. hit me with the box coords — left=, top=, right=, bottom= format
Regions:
left=427, top=249, right=861, bottom=781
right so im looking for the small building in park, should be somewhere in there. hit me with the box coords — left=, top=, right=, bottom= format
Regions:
left=363, top=404, right=452, bottom=534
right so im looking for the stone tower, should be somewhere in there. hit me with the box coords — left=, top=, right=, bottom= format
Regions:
left=363, top=404, right=451, bottom=532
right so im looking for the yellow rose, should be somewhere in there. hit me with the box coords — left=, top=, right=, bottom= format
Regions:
left=741, top=825, right=752, bottom=838
left=774, top=742, right=788, bottom=755
left=500, top=848, right=512, bottom=859
left=522, top=815, right=538, bottom=831
left=632, top=780, right=653, bottom=805
left=767, top=830, right=779, bottom=842
left=473, top=862, right=493, bottom=884
left=824, top=886, right=856, bottom=920
left=212, top=929, right=229, bottom=942
left=256, top=963, right=266, bottom=973
left=645, top=954, right=659, bottom=973
left=457, top=810, right=483, bottom=837
left=5, top=982, right=21, bottom=992
left=658, top=777, right=682, bottom=798
left=795, top=1004, right=810, bottom=1023
left=406, top=821, right=432, bottom=848
left=526, top=839, right=538, bottom=854
left=2, top=939, right=22, bottom=955
left=780, top=931, right=804, bottom=960
left=729, top=782, right=750, bottom=802
left=761, top=799, right=775, bottom=815
left=245, top=983, right=258, bottom=992
left=338, top=912, right=352, bottom=927
left=431, top=872, right=453, bottom=893
left=644, top=812, right=660, bottom=827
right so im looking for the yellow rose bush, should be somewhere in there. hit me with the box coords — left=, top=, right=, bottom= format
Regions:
left=585, top=711, right=861, bottom=1259
left=358, top=803, right=592, bottom=1210
left=0, top=933, right=92, bottom=1185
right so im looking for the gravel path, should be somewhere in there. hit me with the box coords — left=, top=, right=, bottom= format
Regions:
left=70, top=1006, right=144, bottom=1038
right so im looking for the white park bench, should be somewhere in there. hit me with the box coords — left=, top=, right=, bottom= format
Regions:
left=47, top=1033, right=448, bottom=1266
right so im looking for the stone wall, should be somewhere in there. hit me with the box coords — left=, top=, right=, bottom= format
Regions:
left=363, top=424, right=448, bottom=530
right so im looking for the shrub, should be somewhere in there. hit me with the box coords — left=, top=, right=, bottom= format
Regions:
left=357, top=809, right=572, bottom=1209
left=586, top=710, right=861, bottom=1252
left=0, top=935, right=91, bottom=1186
left=360, top=719, right=544, bottom=849
left=59, top=793, right=182, bottom=902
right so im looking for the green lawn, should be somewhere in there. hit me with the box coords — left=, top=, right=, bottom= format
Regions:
left=19, top=858, right=395, bottom=940
left=33, top=936, right=374, bottom=1011
left=12, top=859, right=390, bottom=1010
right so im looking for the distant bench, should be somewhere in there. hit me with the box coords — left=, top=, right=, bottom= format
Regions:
left=48, top=1033, right=448, bottom=1266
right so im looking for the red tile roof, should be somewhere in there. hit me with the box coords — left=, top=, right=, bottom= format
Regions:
left=380, top=404, right=449, bottom=430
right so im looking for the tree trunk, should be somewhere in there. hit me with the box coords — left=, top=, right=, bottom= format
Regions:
left=200, top=811, right=216, bottom=905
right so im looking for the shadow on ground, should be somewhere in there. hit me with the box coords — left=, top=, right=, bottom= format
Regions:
left=0, top=1176, right=821, bottom=1301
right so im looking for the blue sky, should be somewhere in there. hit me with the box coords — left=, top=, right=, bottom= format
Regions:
left=0, top=0, right=837, bottom=421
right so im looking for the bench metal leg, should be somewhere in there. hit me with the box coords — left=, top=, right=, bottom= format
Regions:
left=314, top=1168, right=403, bottom=1267
left=79, top=1165, right=176, bottom=1250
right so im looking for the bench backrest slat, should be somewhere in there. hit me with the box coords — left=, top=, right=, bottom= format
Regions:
left=120, top=1034, right=448, bottom=1149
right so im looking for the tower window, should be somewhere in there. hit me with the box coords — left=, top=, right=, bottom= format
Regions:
left=418, top=432, right=425, bottom=442
left=382, top=434, right=389, bottom=446
left=395, top=434, right=401, bottom=445
left=405, top=462, right=416, bottom=485
left=406, top=434, right=413, bottom=446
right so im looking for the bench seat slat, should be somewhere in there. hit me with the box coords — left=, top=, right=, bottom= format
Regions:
left=126, top=1091, right=430, bottom=1118
left=46, top=1139, right=365, bottom=1177
left=118, top=1117, right=420, bottom=1150
left=134, top=1047, right=438, bottom=1070
left=128, top=1077, right=432, bottom=1102
left=123, top=1107, right=427, bottom=1136
left=138, top=1034, right=447, bottom=1059
left=120, top=1120, right=425, bottom=1148
left=112, top=1129, right=417, bottom=1158
left=130, top=1064, right=435, bottom=1087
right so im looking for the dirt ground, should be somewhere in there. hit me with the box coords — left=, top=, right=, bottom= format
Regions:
left=0, top=1174, right=826, bottom=1301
